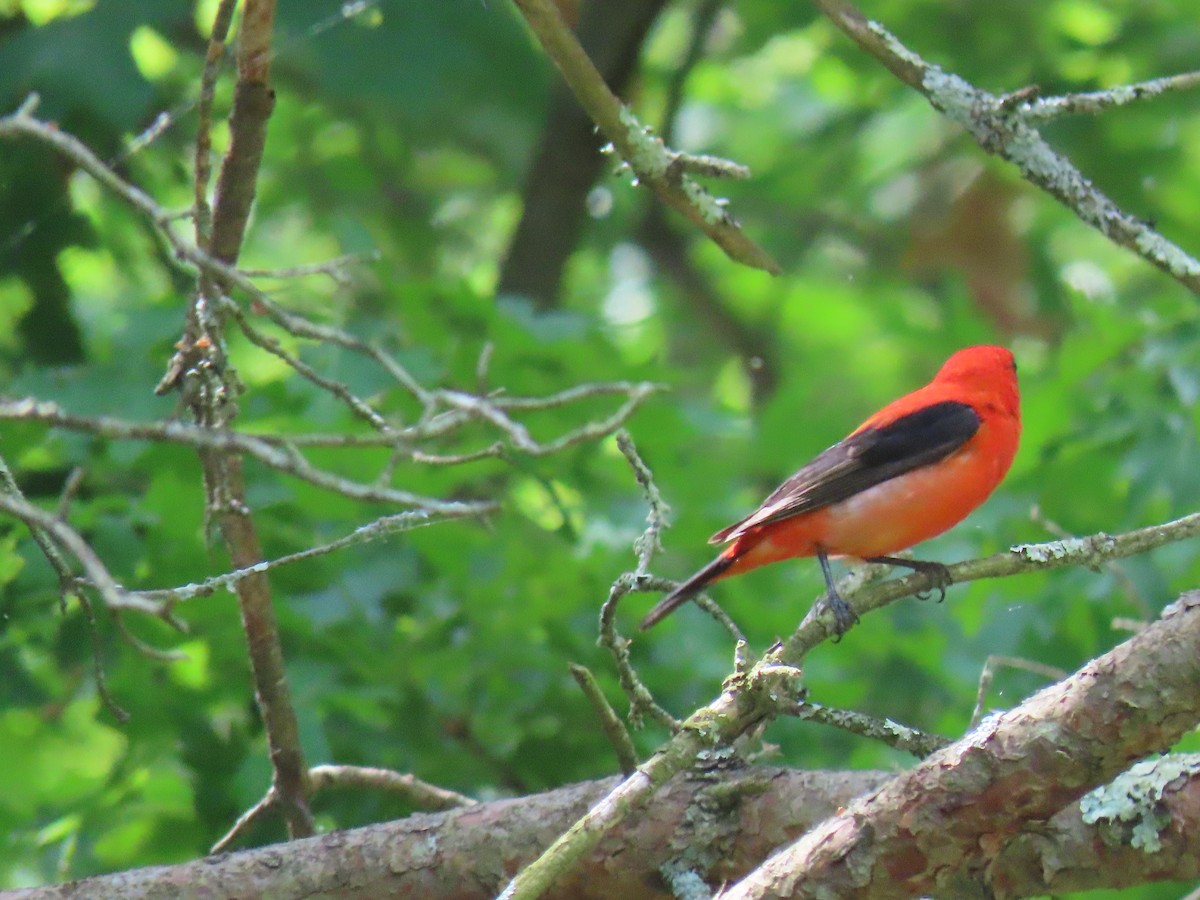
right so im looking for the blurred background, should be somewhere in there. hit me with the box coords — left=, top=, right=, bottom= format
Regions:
left=1, top=0, right=1198, bottom=893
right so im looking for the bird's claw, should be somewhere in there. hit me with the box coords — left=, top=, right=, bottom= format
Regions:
left=909, top=561, right=952, bottom=603
left=869, top=556, right=953, bottom=602
left=821, top=592, right=859, bottom=641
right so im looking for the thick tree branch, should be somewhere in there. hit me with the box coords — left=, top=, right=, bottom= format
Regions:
left=19, top=760, right=1200, bottom=898
left=13, top=768, right=891, bottom=899
left=725, top=592, right=1200, bottom=898
left=501, top=512, right=1200, bottom=898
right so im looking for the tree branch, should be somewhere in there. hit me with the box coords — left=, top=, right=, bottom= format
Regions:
left=569, top=663, right=640, bottom=776
left=1023, top=69, right=1200, bottom=120
left=810, top=0, right=1200, bottom=293
left=724, top=592, right=1200, bottom=898
left=19, top=767, right=891, bottom=899
left=509, top=0, right=780, bottom=276
left=500, top=511, right=1200, bottom=898
left=499, top=0, right=671, bottom=307
left=212, top=763, right=476, bottom=853
left=21, top=759, right=1200, bottom=898
left=0, top=493, right=178, bottom=621
left=175, top=0, right=319, bottom=842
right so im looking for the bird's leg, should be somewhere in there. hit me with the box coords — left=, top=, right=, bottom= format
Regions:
left=864, top=556, right=953, bottom=602
left=816, top=550, right=858, bottom=639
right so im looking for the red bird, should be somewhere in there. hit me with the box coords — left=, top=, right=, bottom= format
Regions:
left=640, top=345, right=1021, bottom=634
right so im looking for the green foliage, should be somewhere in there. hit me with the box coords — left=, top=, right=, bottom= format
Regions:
left=1, top=0, right=1199, bottom=894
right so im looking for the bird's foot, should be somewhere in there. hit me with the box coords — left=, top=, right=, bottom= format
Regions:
left=819, top=591, right=859, bottom=641
left=865, top=556, right=953, bottom=602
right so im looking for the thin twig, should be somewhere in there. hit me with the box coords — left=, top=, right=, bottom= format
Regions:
left=307, top=764, right=476, bottom=809
left=0, top=452, right=77, bottom=602
left=0, top=398, right=493, bottom=514
left=216, top=295, right=393, bottom=433
left=212, top=763, right=476, bottom=853
left=55, top=467, right=86, bottom=518
left=240, top=250, right=381, bottom=284
left=193, top=0, right=237, bottom=246
left=77, top=594, right=131, bottom=723
left=598, top=573, right=681, bottom=732
left=0, top=494, right=179, bottom=621
left=111, top=611, right=187, bottom=662
left=614, top=430, right=745, bottom=641
left=569, top=663, right=640, bottom=775
left=594, top=434, right=744, bottom=731
left=210, top=793, right=276, bottom=854
left=781, top=699, right=948, bottom=758
left=1023, top=69, right=1200, bottom=120
left=969, top=654, right=1067, bottom=729
left=136, top=509, right=472, bottom=603
left=616, top=430, right=670, bottom=577
left=2, top=100, right=660, bottom=457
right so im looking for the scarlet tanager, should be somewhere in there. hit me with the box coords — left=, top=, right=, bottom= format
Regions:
left=640, top=345, right=1021, bottom=634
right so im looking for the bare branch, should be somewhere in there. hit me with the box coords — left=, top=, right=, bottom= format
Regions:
left=0, top=397, right=493, bottom=514
left=307, top=764, right=476, bottom=810
left=723, top=593, right=1200, bottom=899
left=0, top=97, right=173, bottom=231
left=969, top=653, right=1068, bottom=729
left=216, top=295, right=394, bottom=433
left=137, top=509, right=474, bottom=604
left=598, top=572, right=681, bottom=732
left=239, top=250, right=381, bottom=285
left=616, top=430, right=670, bottom=577
left=111, top=611, right=187, bottom=662
left=213, top=762, right=476, bottom=853
left=809, top=0, right=1200, bottom=293
left=0, top=451, right=77, bottom=603
left=0, top=494, right=176, bottom=621
left=780, top=699, right=949, bottom=758
left=1024, top=69, right=1200, bottom=120
left=569, top=663, right=640, bottom=775
left=509, top=0, right=780, bottom=276
left=500, top=512, right=1200, bottom=899
left=193, top=0, right=237, bottom=246
left=210, top=793, right=277, bottom=855
left=1, top=101, right=660, bottom=456
left=76, top=592, right=131, bottom=724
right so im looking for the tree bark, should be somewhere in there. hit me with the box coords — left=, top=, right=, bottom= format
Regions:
left=725, top=592, right=1200, bottom=899
left=18, top=756, right=1200, bottom=898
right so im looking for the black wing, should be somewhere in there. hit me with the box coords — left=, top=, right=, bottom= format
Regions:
left=709, top=400, right=980, bottom=543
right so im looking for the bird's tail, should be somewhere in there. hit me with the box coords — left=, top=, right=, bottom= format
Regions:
left=639, top=555, right=734, bottom=630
